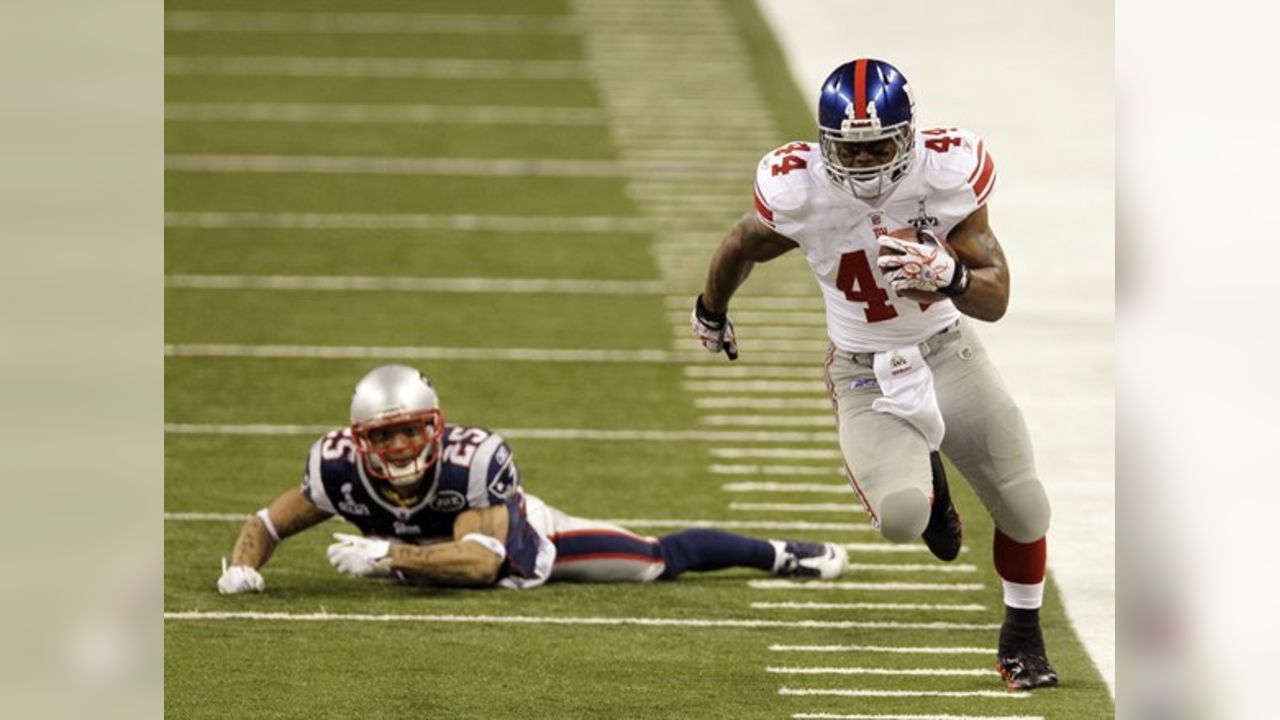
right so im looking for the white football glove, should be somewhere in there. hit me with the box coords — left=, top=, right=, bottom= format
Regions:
left=326, top=533, right=393, bottom=578
left=690, top=294, right=739, bottom=360
left=876, top=232, right=967, bottom=296
left=217, top=557, right=265, bottom=595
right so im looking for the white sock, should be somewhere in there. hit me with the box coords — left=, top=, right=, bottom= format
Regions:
left=1003, top=579, right=1045, bottom=609
left=767, top=540, right=788, bottom=573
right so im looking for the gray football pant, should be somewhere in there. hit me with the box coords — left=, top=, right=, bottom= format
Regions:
left=823, top=318, right=1051, bottom=544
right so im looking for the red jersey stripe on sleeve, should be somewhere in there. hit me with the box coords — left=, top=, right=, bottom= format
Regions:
left=976, top=168, right=998, bottom=205
left=753, top=182, right=776, bottom=227
left=971, top=150, right=996, bottom=202
left=967, top=140, right=986, bottom=184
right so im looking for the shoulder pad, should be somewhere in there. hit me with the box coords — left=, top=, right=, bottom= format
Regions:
left=918, top=128, right=997, bottom=205
left=754, top=141, right=819, bottom=232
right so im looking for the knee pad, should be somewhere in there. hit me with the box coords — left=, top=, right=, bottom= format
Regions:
left=878, top=487, right=931, bottom=542
left=997, top=480, right=1051, bottom=543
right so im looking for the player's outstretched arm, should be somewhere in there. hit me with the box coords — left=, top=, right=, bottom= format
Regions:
left=941, top=205, right=1010, bottom=322
left=382, top=505, right=511, bottom=587
left=692, top=213, right=799, bottom=360
left=701, top=212, right=799, bottom=313
left=217, top=487, right=331, bottom=595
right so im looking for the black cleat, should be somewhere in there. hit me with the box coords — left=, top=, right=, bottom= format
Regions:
left=922, top=451, right=963, bottom=561
left=997, top=652, right=1060, bottom=689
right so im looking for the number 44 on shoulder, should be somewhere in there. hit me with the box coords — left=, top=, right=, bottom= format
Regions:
left=770, top=142, right=811, bottom=176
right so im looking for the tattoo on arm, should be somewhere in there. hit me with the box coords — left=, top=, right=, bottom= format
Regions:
left=229, top=487, right=331, bottom=569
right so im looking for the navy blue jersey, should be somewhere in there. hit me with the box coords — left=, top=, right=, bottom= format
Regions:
left=300, top=424, right=554, bottom=588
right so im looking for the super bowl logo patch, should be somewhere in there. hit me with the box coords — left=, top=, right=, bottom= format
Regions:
left=428, top=490, right=466, bottom=512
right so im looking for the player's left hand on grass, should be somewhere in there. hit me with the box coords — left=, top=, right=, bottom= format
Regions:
left=877, top=230, right=969, bottom=298
left=690, top=294, right=739, bottom=360
left=217, top=557, right=265, bottom=595
left=326, top=533, right=393, bottom=578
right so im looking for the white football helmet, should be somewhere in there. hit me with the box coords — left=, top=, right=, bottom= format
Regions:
left=349, top=365, right=445, bottom=489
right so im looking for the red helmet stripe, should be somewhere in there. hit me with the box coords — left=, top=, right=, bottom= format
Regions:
left=853, top=59, right=869, bottom=119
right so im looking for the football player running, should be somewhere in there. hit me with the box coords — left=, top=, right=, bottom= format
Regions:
left=217, top=364, right=848, bottom=596
left=689, top=59, right=1057, bottom=690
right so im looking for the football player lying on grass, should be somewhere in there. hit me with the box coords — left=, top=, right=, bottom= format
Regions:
left=217, top=364, right=848, bottom=593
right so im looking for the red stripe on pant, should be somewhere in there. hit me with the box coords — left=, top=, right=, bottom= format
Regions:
left=993, top=529, right=1046, bottom=584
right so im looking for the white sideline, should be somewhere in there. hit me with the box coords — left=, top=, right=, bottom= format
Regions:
left=779, top=688, right=1029, bottom=699
left=163, top=611, right=991, bottom=631
left=163, top=423, right=837, bottom=444
left=164, top=343, right=817, bottom=366
left=161, top=512, right=869, bottom=532
left=165, top=102, right=610, bottom=126
left=164, top=211, right=655, bottom=233
left=769, top=667, right=996, bottom=677
left=164, top=154, right=748, bottom=180
left=793, top=715, right=1043, bottom=720
left=749, top=581, right=986, bottom=593
left=752, top=602, right=985, bottom=612
left=770, top=645, right=993, bottom=655
left=165, top=274, right=668, bottom=295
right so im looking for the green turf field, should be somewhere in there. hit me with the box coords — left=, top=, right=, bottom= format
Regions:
left=164, top=1, right=1115, bottom=717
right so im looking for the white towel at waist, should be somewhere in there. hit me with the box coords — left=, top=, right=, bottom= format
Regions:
left=869, top=345, right=945, bottom=450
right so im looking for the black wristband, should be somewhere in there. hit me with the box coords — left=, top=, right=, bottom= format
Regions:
left=938, top=263, right=971, bottom=297
left=695, top=294, right=728, bottom=326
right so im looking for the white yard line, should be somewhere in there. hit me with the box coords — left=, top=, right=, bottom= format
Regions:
left=685, top=367, right=824, bottom=379
left=165, top=102, right=609, bottom=125
left=714, top=467, right=842, bottom=477
left=164, top=211, right=654, bottom=234
left=664, top=295, right=826, bottom=310
left=701, top=416, right=834, bottom=427
left=683, top=380, right=826, bottom=393
left=165, top=274, right=668, bottom=295
left=779, top=688, right=1028, bottom=699
left=793, top=714, right=1042, bottom=720
left=163, top=610, right=983, bottom=630
left=749, top=580, right=985, bottom=593
left=165, top=154, right=747, bottom=180
left=667, top=310, right=827, bottom=325
left=730, top=502, right=850, bottom=513
left=769, top=644, right=993, bottom=655
left=752, top=602, right=986, bottom=612
left=163, top=423, right=837, bottom=443
left=165, top=56, right=591, bottom=80
left=844, top=564, right=978, bottom=574
left=769, top=667, right=997, bottom=677
left=164, top=11, right=580, bottom=34
left=720, top=482, right=847, bottom=494
left=696, top=397, right=831, bottom=410
left=841, top=543, right=969, bottom=556
left=711, top=447, right=840, bottom=459
left=164, top=343, right=818, bottom=366
left=161, top=512, right=868, bottom=532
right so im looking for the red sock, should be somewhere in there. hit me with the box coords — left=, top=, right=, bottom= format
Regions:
left=993, top=529, right=1046, bottom=584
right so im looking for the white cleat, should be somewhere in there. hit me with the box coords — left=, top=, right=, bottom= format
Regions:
left=772, top=541, right=849, bottom=579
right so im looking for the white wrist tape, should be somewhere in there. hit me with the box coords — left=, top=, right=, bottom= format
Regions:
left=256, top=508, right=281, bottom=542
left=460, top=533, right=507, bottom=561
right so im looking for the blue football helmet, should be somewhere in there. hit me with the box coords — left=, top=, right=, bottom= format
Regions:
left=817, top=59, right=916, bottom=200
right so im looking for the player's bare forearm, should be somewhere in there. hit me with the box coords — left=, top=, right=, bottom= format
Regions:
left=231, top=487, right=331, bottom=569
left=946, top=206, right=1010, bottom=322
left=702, top=213, right=798, bottom=313
left=385, top=541, right=502, bottom=587
left=386, top=505, right=509, bottom=586
left=230, top=516, right=276, bottom=569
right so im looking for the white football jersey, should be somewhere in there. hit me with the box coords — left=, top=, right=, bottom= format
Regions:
left=753, top=129, right=997, bottom=352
